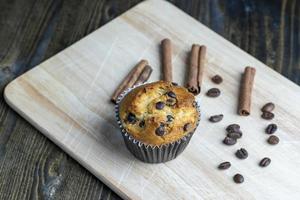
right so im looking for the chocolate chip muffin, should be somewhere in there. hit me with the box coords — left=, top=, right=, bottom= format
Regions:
left=116, top=81, right=200, bottom=163
left=119, top=81, right=198, bottom=145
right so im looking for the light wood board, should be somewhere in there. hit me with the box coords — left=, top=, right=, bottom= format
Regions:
left=4, top=0, right=300, bottom=199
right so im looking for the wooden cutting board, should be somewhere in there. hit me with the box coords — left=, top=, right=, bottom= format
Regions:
left=4, top=0, right=300, bottom=199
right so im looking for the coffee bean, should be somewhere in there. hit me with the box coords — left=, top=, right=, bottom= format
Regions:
left=261, top=112, right=274, bottom=120
left=209, top=114, right=224, bottom=123
left=155, top=124, right=166, bottom=136
left=206, top=88, right=221, bottom=97
left=267, top=135, right=279, bottom=145
left=155, top=101, right=165, bottom=110
left=265, top=123, right=277, bottom=134
left=211, top=75, right=223, bottom=84
left=227, top=131, right=242, bottom=139
left=167, top=91, right=176, bottom=98
left=139, top=120, right=145, bottom=128
left=261, top=102, right=275, bottom=112
left=166, top=98, right=177, bottom=106
left=233, top=174, right=244, bottom=183
left=218, top=161, right=231, bottom=170
left=235, top=148, right=248, bottom=159
left=226, top=124, right=241, bottom=133
left=223, top=137, right=237, bottom=145
left=166, top=115, right=174, bottom=122
left=127, top=113, right=136, bottom=124
left=259, top=157, right=271, bottom=167
left=183, top=123, right=191, bottom=132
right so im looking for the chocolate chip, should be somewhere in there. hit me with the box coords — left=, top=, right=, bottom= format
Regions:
left=265, top=123, right=277, bottom=134
left=127, top=113, right=136, bottom=124
left=259, top=157, right=271, bottom=167
left=261, top=112, right=274, bottom=120
left=167, top=91, right=176, bottom=98
left=192, top=101, right=197, bottom=107
left=227, top=131, right=242, bottom=139
left=209, top=114, right=223, bottom=123
left=166, top=115, right=174, bottom=122
left=218, top=161, right=231, bottom=170
left=226, top=124, right=241, bottom=133
left=233, top=174, right=244, bottom=183
left=155, top=124, right=166, bottom=136
left=235, top=148, right=248, bottom=159
left=206, top=88, right=221, bottom=97
left=261, top=102, right=275, bottom=113
left=155, top=101, right=165, bottom=110
left=139, top=120, right=145, bottom=128
left=183, top=123, right=191, bottom=132
left=223, top=137, right=237, bottom=145
left=211, top=75, right=223, bottom=84
left=267, top=135, right=279, bottom=145
left=166, top=98, right=177, bottom=106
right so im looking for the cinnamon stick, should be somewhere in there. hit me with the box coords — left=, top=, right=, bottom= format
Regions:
left=111, top=60, right=148, bottom=103
left=134, top=65, right=153, bottom=85
left=197, top=45, right=207, bottom=93
left=187, top=44, right=200, bottom=94
left=238, top=66, right=256, bottom=116
left=161, top=38, right=172, bottom=82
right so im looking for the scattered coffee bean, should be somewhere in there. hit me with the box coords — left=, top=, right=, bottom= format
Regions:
left=265, top=123, right=277, bottom=134
left=211, top=75, right=223, bottom=84
left=261, top=102, right=275, bottom=112
left=235, top=148, right=248, bottom=159
left=139, top=120, right=145, bottom=128
left=171, top=82, right=178, bottom=86
left=261, top=111, right=274, bottom=120
left=209, top=114, right=224, bottom=123
left=218, top=161, right=231, bottom=170
left=183, top=123, right=191, bottom=132
left=167, top=91, right=176, bottom=98
left=259, top=157, right=271, bottom=167
left=166, top=115, right=174, bottom=122
left=166, top=98, right=177, bottom=106
left=206, top=88, right=221, bottom=97
left=233, top=174, right=244, bottom=183
left=267, top=135, right=279, bottom=145
left=227, top=131, right=242, bottom=139
left=223, top=137, right=237, bottom=145
left=226, top=124, right=240, bottom=133
left=155, top=124, right=166, bottom=136
left=155, top=101, right=165, bottom=110
left=127, top=113, right=136, bottom=124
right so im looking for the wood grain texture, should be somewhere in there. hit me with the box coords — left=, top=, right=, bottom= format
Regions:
left=0, top=0, right=140, bottom=199
left=1, top=0, right=300, bottom=199
left=4, top=0, right=300, bottom=199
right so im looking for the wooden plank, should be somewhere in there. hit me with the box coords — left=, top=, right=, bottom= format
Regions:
left=4, top=0, right=300, bottom=199
left=0, top=0, right=142, bottom=199
left=1, top=0, right=300, bottom=199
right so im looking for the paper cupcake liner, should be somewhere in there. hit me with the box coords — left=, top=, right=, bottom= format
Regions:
left=115, top=84, right=201, bottom=163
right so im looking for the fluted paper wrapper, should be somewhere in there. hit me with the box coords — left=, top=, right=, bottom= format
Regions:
left=115, top=84, right=201, bottom=163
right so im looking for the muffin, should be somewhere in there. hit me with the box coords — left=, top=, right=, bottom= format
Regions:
left=116, top=81, right=200, bottom=163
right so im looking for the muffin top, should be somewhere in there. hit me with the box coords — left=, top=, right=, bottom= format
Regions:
left=118, top=81, right=199, bottom=146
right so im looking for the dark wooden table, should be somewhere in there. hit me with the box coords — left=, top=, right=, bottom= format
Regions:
left=0, top=0, right=299, bottom=199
